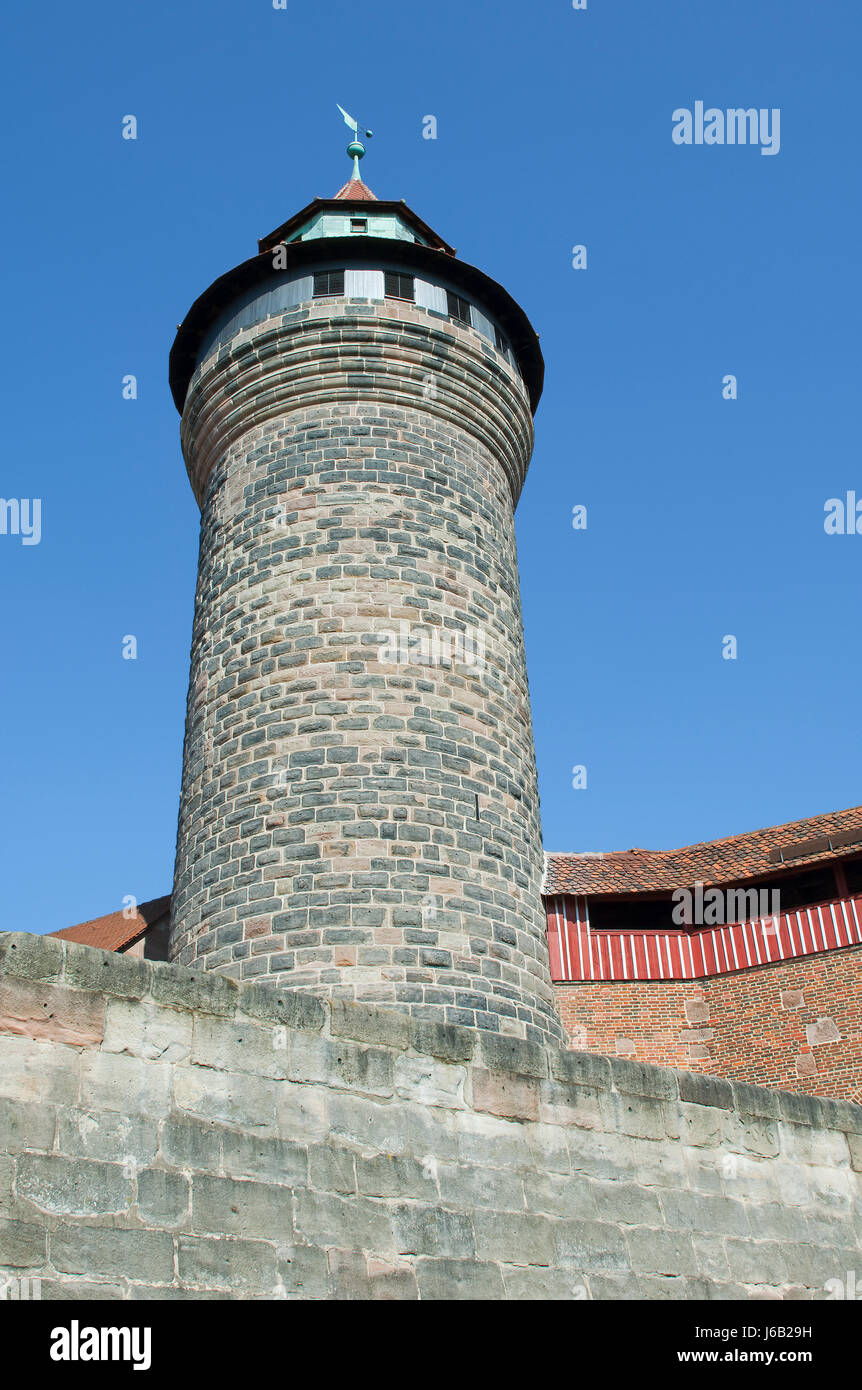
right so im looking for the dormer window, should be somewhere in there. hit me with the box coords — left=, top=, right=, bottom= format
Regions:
left=350, top=218, right=368, bottom=234
left=313, top=270, right=345, bottom=297
left=384, top=271, right=415, bottom=302
left=447, top=291, right=472, bottom=326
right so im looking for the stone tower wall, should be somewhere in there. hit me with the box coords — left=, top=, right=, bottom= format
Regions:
left=1, top=934, right=860, bottom=1301
left=170, top=298, right=562, bottom=1045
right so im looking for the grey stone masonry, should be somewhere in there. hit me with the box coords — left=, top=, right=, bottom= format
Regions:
left=1, top=933, right=860, bottom=1301
left=170, top=292, right=562, bottom=1045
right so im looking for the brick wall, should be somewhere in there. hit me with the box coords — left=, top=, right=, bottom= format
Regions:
left=555, top=945, right=862, bottom=1100
left=1, top=932, right=860, bottom=1300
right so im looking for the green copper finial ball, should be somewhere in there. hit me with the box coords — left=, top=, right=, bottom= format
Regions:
left=347, top=139, right=366, bottom=161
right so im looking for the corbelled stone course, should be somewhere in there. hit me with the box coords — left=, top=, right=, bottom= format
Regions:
left=0, top=933, right=860, bottom=1301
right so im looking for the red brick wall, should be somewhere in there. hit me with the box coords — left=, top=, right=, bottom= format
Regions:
left=554, top=944, right=862, bottom=1100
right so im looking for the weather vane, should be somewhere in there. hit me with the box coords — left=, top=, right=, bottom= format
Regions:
left=337, top=104, right=374, bottom=181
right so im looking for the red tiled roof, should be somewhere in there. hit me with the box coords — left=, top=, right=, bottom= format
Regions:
left=333, top=178, right=377, bottom=201
left=544, top=805, right=862, bottom=896
left=50, top=896, right=171, bottom=952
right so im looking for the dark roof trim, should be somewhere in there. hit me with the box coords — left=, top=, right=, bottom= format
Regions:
left=169, top=236, right=544, bottom=415
left=257, top=197, right=456, bottom=256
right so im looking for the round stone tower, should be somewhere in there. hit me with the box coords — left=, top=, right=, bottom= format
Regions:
left=168, top=154, right=563, bottom=1045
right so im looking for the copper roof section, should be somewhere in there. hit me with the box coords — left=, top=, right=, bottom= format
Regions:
left=544, top=805, right=862, bottom=896
left=257, top=195, right=455, bottom=257
left=50, top=895, right=171, bottom=952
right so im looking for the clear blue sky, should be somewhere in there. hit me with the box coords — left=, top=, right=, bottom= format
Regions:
left=1, top=0, right=859, bottom=935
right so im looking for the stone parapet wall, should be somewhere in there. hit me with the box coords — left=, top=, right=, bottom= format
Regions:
left=1, top=933, right=860, bottom=1301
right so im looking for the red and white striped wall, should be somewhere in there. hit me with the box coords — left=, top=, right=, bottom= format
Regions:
left=545, top=894, right=862, bottom=982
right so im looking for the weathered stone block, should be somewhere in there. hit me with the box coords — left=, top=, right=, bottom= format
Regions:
left=0, top=978, right=105, bottom=1048
left=538, top=1079, right=603, bottom=1131
left=439, top=1162, right=524, bottom=1213
left=454, top=1110, right=532, bottom=1170
left=394, top=1054, right=466, bottom=1108
left=276, top=1082, right=329, bottom=1144
left=678, top=1101, right=723, bottom=1147
left=805, top=1017, right=841, bottom=1047
left=600, top=1091, right=678, bottom=1142
left=277, top=1243, right=330, bottom=1299
left=159, top=1117, right=222, bottom=1172
left=51, top=1225, right=174, bottom=1283
left=731, top=1081, right=780, bottom=1120
left=241, top=983, right=326, bottom=1035
left=415, top=1256, right=505, bottom=1300
left=390, top=1202, right=474, bottom=1259
left=137, top=1168, right=190, bottom=1228
left=328, top=1248, right=418, bottom=1300
left=0, top=1036, right=79, bottom=1107
left=307, top=1144, right=355, bottom=1195
left=550, top=1049, right=612, bottom=1091
left=660, top=1189, right=750, bottom=1238
left=103, top=1000, right=191, bottom=1063
left=609, top=1058, right=678, bottom=1102
left=17, top=1155, right=133, bottom=1219
left=57, top=1108, right=159, bottom=1168
left=294, top=1190, right=392, bottom=1254
left=178, top=1235, right=278, bottom=1292
left=62, top=945, right=151, bottom=1002
left=779, top=1121, right=850, bottom=1169
left=80, top=1052, right=171, bottom=1119
left=330, top=999, right=410, bottom=1051
left=192, top=1015, right=287, bottom=1079
left=472, top=1068, right=539, bottom=1122
left=288, top=1033, right=393, bottom=1096
left=0, top=933, right=64, bottom=983
left=151, top=962, right=239, bottom=1019
left=520, top=1171, right=595, bottom=1221
left=0, top=1219, right=47, bottom=1269
left=677, top=1071, right=734, bottom=1111
left=192, top=1175, right=294, bottom=1241
left=355, top=1152, right=437, bottom=1202
left=408, top=1018, right=475, bottom=1064
left=591, top=1180, right=663, bottom=1228
left=721, top=1111, right=780, bottom=1159
left=501, top=1265, right=589, bottom=1300
left=0, top=1097, right=56, bottom=1153
left=684, top=1000, right=709, bottom=1024
left=780, top=989, right=804, bottom=1009
left=724, top=1237, right=788, bottom=1287
left=626, top=1227, right=698, bottom=1277
left=222, top=1131, right=307, bottom=1187
left=477, top=1034, right=548, bottom=1080
left=472, top=1208, right=554, bottom=1266
left=555, top=1218, right=629, bottom=1273
left=173, top=1067, right=277, bottom=1131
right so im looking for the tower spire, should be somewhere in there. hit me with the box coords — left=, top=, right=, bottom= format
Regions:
left=336, top=103, right=373, bottom=182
